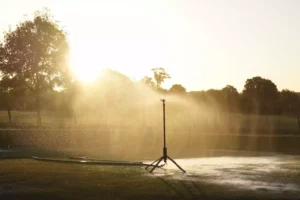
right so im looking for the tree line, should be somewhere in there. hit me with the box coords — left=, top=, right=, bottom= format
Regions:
left=0, top=10, right=299, bottom=126
left=141, top=69, right=300, bottom=116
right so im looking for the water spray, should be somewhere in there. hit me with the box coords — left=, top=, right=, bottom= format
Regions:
left=146, top=99, right=186, bottom=173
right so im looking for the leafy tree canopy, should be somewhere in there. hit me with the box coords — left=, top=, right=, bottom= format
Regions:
left=242, top=76, right=279, bottom=114
left=140, top=76, right=155, bottom=89
left=0, top=9, right=71, bottom=124
left=0, top=9, right=70, bottom=93
left=169, top=84, right=186, bottom=93
left=151, top=68, right=171, bottom=89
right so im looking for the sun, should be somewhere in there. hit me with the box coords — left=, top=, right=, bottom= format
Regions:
left=70, top=44, right=102, bottom=83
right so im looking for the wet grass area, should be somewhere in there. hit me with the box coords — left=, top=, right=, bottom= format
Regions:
left=160, top=155, right=300, bottom=199
left=1, top=150, right=300, bottom=199
left=0, top=159, right=173, bottom=200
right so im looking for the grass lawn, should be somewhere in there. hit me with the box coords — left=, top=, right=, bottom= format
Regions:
left=0, top=159, right=172, bottom=200
left=0, top=111, right=299, bottom=131
left=1, top=110, right=300, bottom=199
left=1, top=156, right=300, bottom=200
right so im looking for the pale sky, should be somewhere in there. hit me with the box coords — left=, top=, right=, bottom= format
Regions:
left=0, top=0, right=300, bottom=92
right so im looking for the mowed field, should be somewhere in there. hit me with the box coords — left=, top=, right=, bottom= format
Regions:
left=0, top=111, right=74, bottom=126
left=0, top=111, right=299, bottom=133
left=1, top=151, right=300, bottom=200
left=1, top=111, right=300, bottom=199
left=1, top=110, right=300, bottom=157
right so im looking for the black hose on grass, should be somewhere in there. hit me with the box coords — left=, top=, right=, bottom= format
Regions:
left=0, top=156, right=157, bottom=167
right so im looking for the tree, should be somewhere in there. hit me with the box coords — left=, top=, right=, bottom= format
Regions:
left=0, top=10, right=70, bottom=125
left=221, top=85, right=240, bottom=113
left=204, top=89, right=223, bottom=110
left=140, top=76, right=155, bottom=89
left=279, top=89, right=300, bottom=115
left=0, top=43, right=16, bottom=123
left=0, top=77, right=13, bottom=123
left=151, top=68, right=171, bottom=90
left=242, top=76, right=279, bottom=114
left=169, top=84, right=186, bottom=93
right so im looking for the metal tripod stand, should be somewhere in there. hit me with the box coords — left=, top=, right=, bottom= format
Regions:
left=145, top=99, right=186, bottom=173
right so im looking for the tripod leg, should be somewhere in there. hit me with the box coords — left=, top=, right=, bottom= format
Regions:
left=145, top=157, right=161, bottom=169
left=150, top=157, right=163, bottom=173
left=167, top=156, right=186, bottom=173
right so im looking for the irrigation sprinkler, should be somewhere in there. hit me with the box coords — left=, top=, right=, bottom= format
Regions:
left=146, top=99, right=186, bottom=173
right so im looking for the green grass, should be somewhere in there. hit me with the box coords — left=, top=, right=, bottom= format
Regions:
left=0, top=111, right=72, bottom=125
left=0, top=110, right=299, bottom=132
left=1, top=158, right=300, bottom=200
left=0, top=159, right=171, bottom=200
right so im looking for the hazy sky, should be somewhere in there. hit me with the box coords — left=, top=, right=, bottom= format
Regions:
left=0, top=0, right=300, bottom=92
